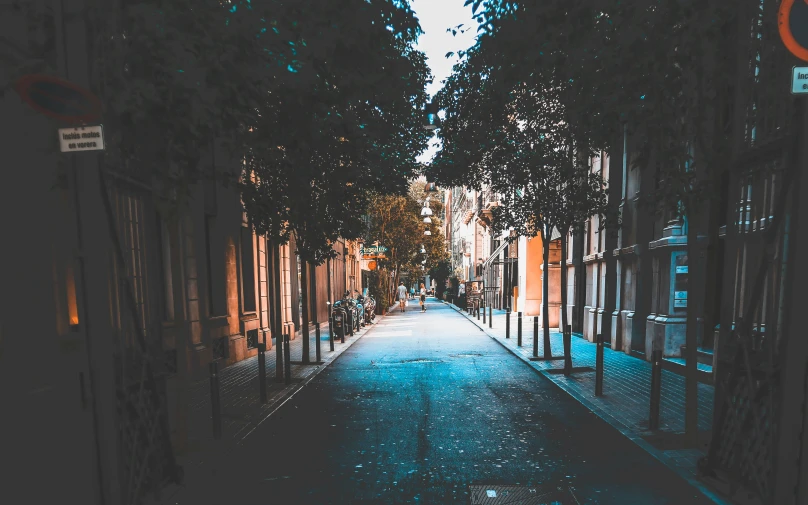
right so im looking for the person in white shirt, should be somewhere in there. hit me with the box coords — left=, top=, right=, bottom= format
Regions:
left=397, top=282, right=408, bottom=312
left=419, top=283, right=427, bottom=312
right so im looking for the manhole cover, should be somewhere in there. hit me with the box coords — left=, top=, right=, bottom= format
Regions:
left=469, top=484, right=580, bottom=504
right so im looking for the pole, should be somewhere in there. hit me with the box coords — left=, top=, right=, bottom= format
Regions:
left=482, top=300, right=486, bottom=324
left=209, top=362, right=221, bottom=439
left=505, top=307, right=511, bottom=338
left=283, top=333, right=292, bottom=385
left=649, top=349, right=662, bottom=430
left=533, top=316, right=539, bottom=357
left=477, top=299, right=481, bottom=320
left=563, top=324, right=572, bottom=376
left=257, top=344, right=267, bottom=403
left=327, top=302, right=334, bottom=352
left=489, top=305, right=492, bottom=328
left=595, top=333, right=604, bottom=396
left=517, top=311, right=523, bottom=347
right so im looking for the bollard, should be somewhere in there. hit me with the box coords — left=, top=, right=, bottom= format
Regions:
left=283, top=333, right=292, bottom=385
left=477, top=300, right=481, bottom=320
left=563, top=325, right=572, bottom=376
left=482, top=302, right=486, bottom=324
left=533, top=316, right=539, bottom=357
left=489, top=305, right=493, bottom=328
left=327, top=303, right=334, bottom=352
left=517, top=311, right=523, bottom=346
left=505, top=307, right=511, bottom=338
left=595, top=334, right=604, bottom=396
left=315, top=322, right=322, bottom=363
left=209, top=362, right=222, bottom=439
left=258, top=344, right=268, bottom=403
left=649, top=349, right=662, bottom=430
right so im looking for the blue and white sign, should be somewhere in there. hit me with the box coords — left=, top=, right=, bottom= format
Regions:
left=791, top=67, right=808, bottom=94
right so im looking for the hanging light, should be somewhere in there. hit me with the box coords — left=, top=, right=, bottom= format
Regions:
left=423, top=216, right=432, bottom=224
left=423, top=101, right=440, bottom=130
left=421, top=206, right=433, bottom=216
left=424, top=227, right=431, bottom=236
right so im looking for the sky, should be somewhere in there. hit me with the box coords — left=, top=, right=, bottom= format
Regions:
left=409, top=0, right=478, bottom=164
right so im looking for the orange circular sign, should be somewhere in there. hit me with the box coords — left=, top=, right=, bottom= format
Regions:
left=368, top=260, right=377, bottom=271
left=779, top=0, right=808, bottom=62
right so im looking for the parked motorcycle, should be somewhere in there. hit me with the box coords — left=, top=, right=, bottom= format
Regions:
left=331, top=301, right=348, bottom=341
left=361, top=295, right=376, bottom=324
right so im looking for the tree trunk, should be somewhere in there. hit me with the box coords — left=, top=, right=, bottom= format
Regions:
left=542, top=229, right=552, bottom=359
left=309, top=260, right=320, bottom=362
left=272, top=242, right=284, bottom=382
left=300, top=260, right=310, bottom=364
left=560, top=227, right=569, bottom=335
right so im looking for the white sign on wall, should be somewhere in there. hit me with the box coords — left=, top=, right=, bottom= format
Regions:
left=791, top=67, right=808, bottom=94
left=58, top=125, right=105, bottom=152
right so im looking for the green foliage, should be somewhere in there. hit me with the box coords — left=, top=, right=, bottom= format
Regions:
left=456, top=0, right=738, bottom=217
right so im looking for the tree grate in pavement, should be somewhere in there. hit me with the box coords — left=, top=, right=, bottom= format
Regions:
left=469, top=484, right=581, bottom=504
left=545, top=366, right=595, bottom=374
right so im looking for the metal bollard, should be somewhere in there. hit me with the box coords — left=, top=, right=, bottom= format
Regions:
left=477, top=301, right=481, bottom=320
left=283, top=333, right=292, bottom=385
left=315, top=322, right=322, bottom=363
left=517, top=312, right=523, bottom=346
left=595, top=334, right=604, bottom=396
left=482, top=302, right=486, bottom=324
left=533, top=316, right=539, bottom=357
left=258, top=344, right=268, bottom=403
left=649, top=349, right=662, bottom=430
left=489, top=305, right=493, bottom=328
left=209, top=362, right=222, bottom=439
left=328, top=304, right=334, bottom=352
left=563, top=325, right=572, bottom=376
left=505, top=307, right=511, bottom=338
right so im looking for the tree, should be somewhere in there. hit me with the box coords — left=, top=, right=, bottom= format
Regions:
left=364, top=182, right=449, bottom=307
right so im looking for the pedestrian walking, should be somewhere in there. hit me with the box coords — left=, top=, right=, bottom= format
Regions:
left=397, top=282, right=408, bottom=312
left=410, top=286, right=415, bottom=300
left=419, top=283, right=427, bottom=312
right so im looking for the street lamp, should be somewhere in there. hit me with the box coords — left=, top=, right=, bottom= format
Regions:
left=423, top=101, right=440, bottom=130
left=424, top=227, right=431, bottom=236
left=423, top=216, right=432, bottom=224
left=421, top=206, right=433, bottom=217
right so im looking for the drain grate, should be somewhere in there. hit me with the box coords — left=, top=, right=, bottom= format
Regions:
left=469, top=484, right=580, bottom=504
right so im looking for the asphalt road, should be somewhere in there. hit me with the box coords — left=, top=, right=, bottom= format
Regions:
left=184, top=298, right=716, bottom=505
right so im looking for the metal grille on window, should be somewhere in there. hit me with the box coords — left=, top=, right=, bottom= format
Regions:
left=246, top=329, right=259, bottom=349
left=700, top=2, right=794, bottom=503
left=212, top=336, right=227, bottom=360
left=105, top=176, right=181, bottom=504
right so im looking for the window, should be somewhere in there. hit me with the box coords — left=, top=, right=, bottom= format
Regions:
left=240, top=226, right=256, bottom=313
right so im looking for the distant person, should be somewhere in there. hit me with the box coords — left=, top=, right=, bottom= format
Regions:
left=397, top=282, right=407, bottom=312
left=419, top=283, right=427, bottom=312
left=410, top=286, right=415, bottom=299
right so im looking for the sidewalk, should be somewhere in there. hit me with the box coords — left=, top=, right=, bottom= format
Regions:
left=158, top=315, right=384, bottom=504
left=446, top=302, right=726, bottom=505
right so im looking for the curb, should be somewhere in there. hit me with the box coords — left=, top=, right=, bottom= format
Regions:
left=238, top=313, right=387, bottom=443
left=447, top=302, right=732, bottom=505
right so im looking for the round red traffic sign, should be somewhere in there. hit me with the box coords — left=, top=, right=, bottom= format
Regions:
left=14, top=74, right=103, bottom=123
left=779, top=0, right=808, bottom=62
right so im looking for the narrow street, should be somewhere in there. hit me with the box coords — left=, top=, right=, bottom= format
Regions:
left=176, top=298, right=716, bottom=505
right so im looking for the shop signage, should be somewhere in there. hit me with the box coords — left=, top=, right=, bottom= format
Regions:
left=58, top=125, right=105, bottom=152
left=675, top=266, right=688, bottom=274
left=361, top=244, right=388, bottom=259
